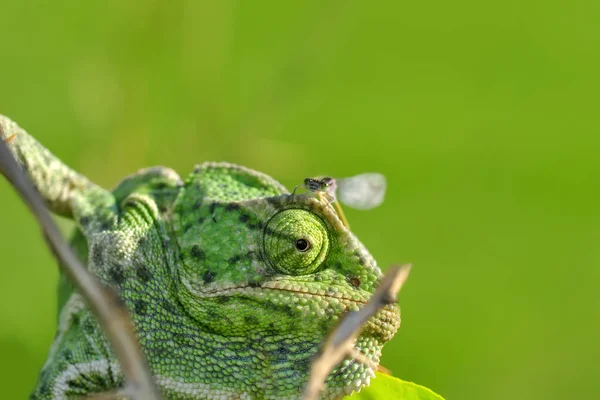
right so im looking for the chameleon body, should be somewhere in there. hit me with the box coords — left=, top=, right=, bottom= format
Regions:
left=0, top=115, right=400, bottom=400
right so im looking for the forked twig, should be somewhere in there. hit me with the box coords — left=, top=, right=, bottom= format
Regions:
left=0, top=131, right=162, bottom=400
left=303, top=264, right=412, bottom=400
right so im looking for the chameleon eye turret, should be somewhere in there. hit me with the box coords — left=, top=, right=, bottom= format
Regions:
left=263, top=209, right=330, bottom=275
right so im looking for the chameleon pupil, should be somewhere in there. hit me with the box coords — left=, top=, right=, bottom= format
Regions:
left=295, top=238, right=311, bottom=252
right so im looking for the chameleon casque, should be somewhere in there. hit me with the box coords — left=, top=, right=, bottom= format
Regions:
left=0, top=115, right=400, bottom=400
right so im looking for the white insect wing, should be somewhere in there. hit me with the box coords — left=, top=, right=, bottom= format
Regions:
left=336, top=173, right=386, bottom=210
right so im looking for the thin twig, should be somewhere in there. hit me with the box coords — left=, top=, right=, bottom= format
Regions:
left=0, top=127, right=162, bottom=400
left=303, top=264, right=412, bottom=400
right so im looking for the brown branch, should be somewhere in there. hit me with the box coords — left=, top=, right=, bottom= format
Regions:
left=0, top=129, right=162, bottom=400
left=303, top=264, right=412, bottom=400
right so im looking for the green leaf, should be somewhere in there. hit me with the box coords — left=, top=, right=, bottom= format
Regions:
left=346, top=372, right=445, bottom=400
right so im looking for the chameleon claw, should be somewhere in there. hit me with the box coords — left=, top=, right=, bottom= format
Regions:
left=4, top=133, right=17, bottom=144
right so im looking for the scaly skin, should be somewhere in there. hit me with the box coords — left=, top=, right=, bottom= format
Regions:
left=0, top=115, right=400, bottom=400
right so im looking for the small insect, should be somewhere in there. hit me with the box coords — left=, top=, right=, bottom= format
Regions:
left=301, top=177, right=337, bottom=202
left=297, top=173, right=386, bottom=210
left=294, top=173, right=387, bottom=229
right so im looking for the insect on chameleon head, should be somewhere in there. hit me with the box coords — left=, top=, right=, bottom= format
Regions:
left=0, top=115, right=400, bottom=400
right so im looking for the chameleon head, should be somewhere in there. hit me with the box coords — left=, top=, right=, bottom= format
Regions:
left=172, top=162, right=400, bottom=398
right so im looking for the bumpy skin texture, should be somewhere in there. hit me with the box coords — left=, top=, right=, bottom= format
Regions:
left=0, top=115, right=400, bottom=400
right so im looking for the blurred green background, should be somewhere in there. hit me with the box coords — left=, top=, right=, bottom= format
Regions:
left=1, top=1, right=599, bottom=399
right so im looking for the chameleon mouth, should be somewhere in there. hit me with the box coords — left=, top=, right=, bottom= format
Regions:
left=185, top=280, right=400, bottom=342
left=190, top=282, right=370, bottom=304
left=257, top=283, right=370, bottom=305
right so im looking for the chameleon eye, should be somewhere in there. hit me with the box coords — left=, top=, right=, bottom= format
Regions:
left=263, top=209, right=329, bottom=275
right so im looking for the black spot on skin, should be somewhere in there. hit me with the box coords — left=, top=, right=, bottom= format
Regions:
left=227, top=254, right=242, bottom=264
left=265, top=196, right=282, bottom=208
left=91, top=245, right=104, bottom=266
left=266, top=321, right=279, bottom=335
left=197, top=216, right=205, bottom=224
left=108, top=263, right=125, bottom=284
left=63, top=349, right=73, bottom=361
left=136, top=265, right=152, bottom=283
left=202, top=270, right=216, bottom=284
left=349, top=277, right=361, bottom=288
left=226, top=203, right=240, bottom=211
left=246, top=251, right=256, bottom=260
left=244, top=315, right=259, bottom=325
left=209, top=203, right=218, bottom=217
left=262, top=301, right=294, bottom=317
left=79, top=216, right=90, bottom=226
left=190, top=245, right=206, bottom=261
left=216, top=296, right=230, bottom=304
left=162, top=299, right=178, bottom=314
left=134, top=300, right=147, bottom=315
left=247, top=279, right=262, bottom=288
left=238, top=213, right=263, bottom=230
left=83, top=320, right=96, bottom=335
left=100, top=221, right=113, bottom=231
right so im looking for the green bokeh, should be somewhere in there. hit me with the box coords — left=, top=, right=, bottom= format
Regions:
left=1, top=1, right=598, bottom=399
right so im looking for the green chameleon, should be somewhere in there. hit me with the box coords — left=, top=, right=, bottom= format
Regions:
left=0, top=115, right=400, bottom=400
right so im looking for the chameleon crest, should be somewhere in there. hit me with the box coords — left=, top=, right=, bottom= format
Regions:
left=0, top=115, right=400, bottom=400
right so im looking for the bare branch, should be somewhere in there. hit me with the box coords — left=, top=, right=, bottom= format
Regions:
left=0, top=129, right=162, bottom=400
left=303, top=264, right=412, bottom=400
